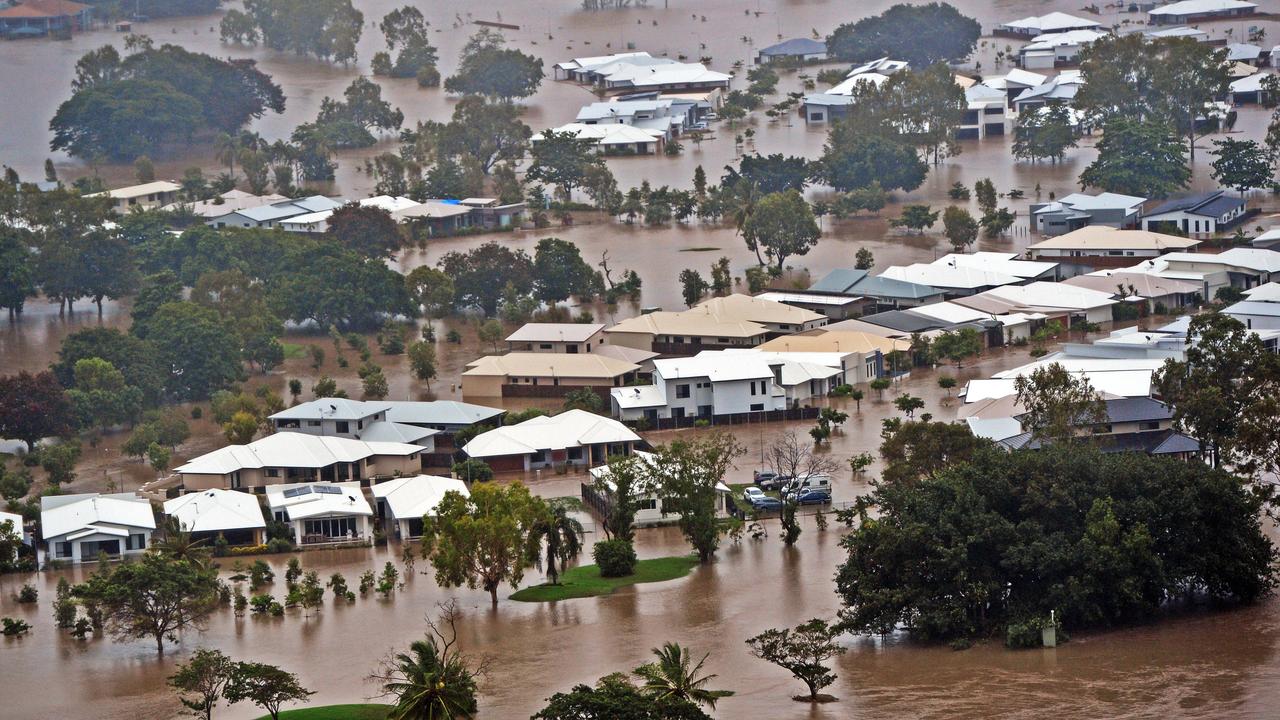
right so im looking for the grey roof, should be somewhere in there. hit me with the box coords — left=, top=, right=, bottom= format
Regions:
left=1226, top=300, right=1280, bottom=317
left=811, top=268, right=943, bottom=300
left=1151, top=432, right=1201, bottom=455
left=271, top=398, right=391, bottom=422
left=357, top=421, right=439, bottom=444
left=859, top=310, right=949, bottom=333
left=1004, top=430, right=1198, bottom=455
left=758, top=38, right=827, bottom=56
left=803, top=93, right=858, bottom=107
left=1104, top=397, right=1173, bottom=424
left=1146, top=191, right=1244, bottom=218
left=384, top=401, right=504, bottom=428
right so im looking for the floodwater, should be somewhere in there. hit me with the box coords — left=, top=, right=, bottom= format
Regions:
left=5, top=0, right=1280, bottom=717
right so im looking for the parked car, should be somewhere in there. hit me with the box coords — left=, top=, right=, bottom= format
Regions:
left=704, top=112, right=719, bottom=121
left=754, top=471, right=790, bottom=491
left=689, top=121, right=709, bottom=131
left=792, top=489, right=832, bottom=506
left=783, top=474, right=833, bottom=497
left=750, top=496, right=783, bottom=512
left=742, top=486, right=765, bottom=504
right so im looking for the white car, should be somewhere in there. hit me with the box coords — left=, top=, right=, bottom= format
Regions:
left=742, top=486, right=766, bottom=504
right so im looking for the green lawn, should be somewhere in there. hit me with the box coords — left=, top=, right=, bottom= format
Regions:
left=510, top=555, right=699, bottom=602
left=281, top=342, right=309, bottom=360
left=259, top=704, right=391, bottom=720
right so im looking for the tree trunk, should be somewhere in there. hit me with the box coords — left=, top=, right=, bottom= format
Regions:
left=489, top=585, right=498, bottom=606
left=156, top=633, right=165, bottom=656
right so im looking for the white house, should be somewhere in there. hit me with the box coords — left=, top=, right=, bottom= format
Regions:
left=1244, top=282, right=1280, bottom=302
left=1141, top=191, right=1248, bottom=236
left=1225, top=300, right=1280, bottom=330
left=554, top=51, right=654, bottom=81
left=996, top=12, right=1101, bottom=37
left=1019, top=29, right=1106, bottom=69
left=212, top=195, right=343, bottom=230
left=166, top=189, right=288, bottom=221
left=1148, top=0, right=1256, bottom=25
left=88, top=181, right=181, bottom=211
left=586, top=451, right=732, bottom=527
left=955, top=281, right=1118, bottom=325
left=278, top=195, right=419, bottom=234
left=461, top=409, right=640, bottom=472
left=371, top=475, right=468, bottom=540
left=162, top=489, right=266, bottom=546
left=0, top=510, right=27, bottom=560
left=41, top=493, right=155, bottom=564
left=959, top=84, right=1011, bottom=139
left=1012, top=71, right=1085, bottom=113
left=175, top=432, right=428, bottom=491
left=879, top=260, right=1026, bottom=297
left=533, top=123, right=666, bottom=155
left=1229, top=71, right=1273, bottom=104
left=265, top=482, right=373, bottom=545
left=269, top=398, right=439, bottom=449
left=611, top=352, right=791, bottom=422
left=596, top=62, right=731, bottom=94
left=575, top=99, right=688, bottom=139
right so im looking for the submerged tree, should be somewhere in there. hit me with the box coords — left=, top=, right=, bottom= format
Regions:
left=746, top=619, right=847, bottom=702
left=372, top=601, right=485, bottom=720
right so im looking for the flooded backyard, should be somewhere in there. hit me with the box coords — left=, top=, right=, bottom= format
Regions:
left=3, top=0, right=1280, bottom=717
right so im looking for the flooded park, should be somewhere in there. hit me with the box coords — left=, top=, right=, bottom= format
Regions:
left=3, top=0, right=1280, bottom=718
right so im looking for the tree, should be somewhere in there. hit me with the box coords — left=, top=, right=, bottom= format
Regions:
left=137, top=302, right=243, bottom=401
left=767, top=430, right=837, bottom=483
left=974, top=178, right=997, bottom=216
left=0, top=371, right=73, bottom=452
left=1154, top=312, right=1275, bottom=469
left=527, top=129, right=601, bottom=200
left=527, top=502, right=585, bottom=586
left=223, top=411, right=259, bottom=445
left=407, top=341, right=438, bottom=390
left=741, top=190, right=821, bottom=270
left=826, top=3, right=980, bottom=67
left=242, top=0, right=364, bottom=64
left=562, top=387, right=604, bottom=414
left=54, top=328, right=166, bottom=404
left=445, top=30, right=543, bottom=100
left=678, top=269, right=709, bottom=308
left=65, top=358, right=145, bottom=433
left=74, top=554, right=219, bottom=655
left=593, top=454, right=649, bottom=542
left=1014, top=363, right=1108, bottom=444
left=1012, top=104, right=1079, bottom=164
left=372, top=601, right=484, bottom=720
left=451, top=458, right=493, bottom=483
left=533, top=673, right=712, bottom=720
left=438, top=242, right=534, bottom=316
left=819, top=131, right=926, bottom=193
left=746, top=619, right=847, bottom=702
left=225, top=661, right=314, bottom=720
left=405, top=266, right=456, bottom=318
left=477, top=319, right=504, bottom=353
left=1079, top=117, right=1189, bottom=199
left=437, top=96, right=531, bottom=174
left=1211, top=138, right=1273, bottom=196
left=941, top=206, right=978, bottom=253
left=327, top=203, right=403, bottom=258
left=931, top=328, right=981, bottom=368
left=374, top=6, right=438, bottom=80
left=633, top=642, right=733, bottom=710
left=533, top=237, right=602, bottom=304
left=891, top=205, right=939, bottom=234
left=649, top=434, right=745, bottom=562
left=169, top=648, right=234, bottom=720
left=733, top=154, right=812, bottom=194
left=421, top=482, right=541, bottom=606
left=893, top=394, right=925, bottom=418
left=836, top=445, right=1276, bottom=642
left=709, top=257, right=732, bottom=295
left=0, top=227, right=37, bottom=319
left=360, top=363, right=390, bottom=400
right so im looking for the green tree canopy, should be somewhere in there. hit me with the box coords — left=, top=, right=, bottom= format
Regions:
left=533, top=237, right=604, bottom=304
left=1079, top=118, right=1190, bottom=199
left=827, top=3, right=980, bottom=66
left=438, top=242, right=535, bottom=316
left=421, top=482, right=542, bottom=605
left=74, top=553, right=220, bottom=655
left=741, top=190, right=821, bottom=270
left=444, top=30, right=544, bottom=100
left=242, top=0, right=363, bottom=64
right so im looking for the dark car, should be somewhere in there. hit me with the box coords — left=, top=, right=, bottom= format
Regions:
left=792, top=489, right=832, bottom=506
left=755, top=472, right=791, bottom=491
left=750, top=496, right=784, bottom=512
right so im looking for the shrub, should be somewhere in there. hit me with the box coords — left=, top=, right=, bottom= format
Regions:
left=266, top=537, right=294, bottom=554
left=452, top=458, right=494, bottom=482
left=593, top=539, right=637, bottom=578
left=2, top=617, right=31, bottom=636
left=1004, top=618, right=1045, bottom=649
left=190, top=406, right=203, bottom=420
left=249, top=594, right=274, bottom=614
left=15, top=584, right=37, bottom=603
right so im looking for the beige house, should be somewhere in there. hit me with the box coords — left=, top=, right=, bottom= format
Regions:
left=87, top=181, right=182, bottom=211
left=605, top=294, right=825, bottom=355
left=461, top=353, right=640, bottom=399
left=1026, top=227, right=1201, bottom=270
left=505, top=323, right=607, bottom=353
left=174, top=432, right=426, bottom=491
left=755, top=331, right=912, bottom=385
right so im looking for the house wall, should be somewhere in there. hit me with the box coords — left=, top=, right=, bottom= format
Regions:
left=602, top=330, right=655, bottom=352
left=272, top=412, right=387, bottom=437
left=289, top=514, right=371, bottom=545
left=1028, top=247, right=1167, bottom=260
left=45, top=529, right=152, bottom=564
left=1231, top=311, right=1280, bottom=330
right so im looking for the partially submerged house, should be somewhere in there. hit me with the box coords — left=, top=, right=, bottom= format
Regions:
left=1019, top=30, right=1107, bottom=69
left=1141, top=191, right=1247, bottom=235
left=1148, top=0, right=1256, bottom=25
left=533, top=123, right=666, bottom=155
left=1011, top=71, right=1086, bottom=113
left=269, top=398, right=439, bottom=450
left=604, top=294, right=826, bottom=354
left=169, top=189, right=289, bottom=222
left=372, top=475, right=468, bottom=540
left=995, top=11, right=1101, bottom=37
left=461, top=409, right=641, bottom=472
left=1062, top=270, right=1203, bottom=310
left=40, top=493, right=155, bottom=564
left=1031, top=193, right=1146, bottom=236
left=755, top=37, right=827, bottom=64
left=959, top=84, right=1011, bottom=140
left=755, top=330, right=911, bottom=382
left=265, top=482, right=373, bottom=545
left=809, top=268, right=945, bottom=310
left=753, top=290, right=873, bottom=320
left=505, top=323, right=607, bottom=353
left=88, top=181, right=181, bottom=212
left=162, top=489, right=266, bottom=546
left=462, top=353, right=640, bottom=399
left=0, top=0, right=93, bottom=37
left=212, top=195, right=343, bottom=230
left=1026, top=226, right=1201, bottom=271
left=175, top=432, right=428, bottom=491
left=585, top=451, right=733, bottom=527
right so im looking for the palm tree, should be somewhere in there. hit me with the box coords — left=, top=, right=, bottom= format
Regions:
left=527, top=504, right=584, bottom=586
left=633, top=642, right=734, bottom=710
left=377, top=605, right=480, bottom=720
left=152, top=515, right=210, bottom=565
left=214, top=132, right=240, bottom=177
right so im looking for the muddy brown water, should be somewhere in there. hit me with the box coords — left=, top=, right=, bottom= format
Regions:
left=5, top=0, right=1280, bottom=717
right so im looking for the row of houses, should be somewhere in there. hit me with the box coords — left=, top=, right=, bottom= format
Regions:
left=552, top=51, right=731, bottom=95
left=1031, top=190, right=1248, bottom=240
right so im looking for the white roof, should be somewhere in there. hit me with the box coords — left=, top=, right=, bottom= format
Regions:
left=611, top=384, right=668, bottom=409
left=1243, top=282, right=1280, bottom=302
left=41, top=493, right=155, bottom=540
left=87, top=181, right=181, bottom=200
left=1028, top=226, right=1200, bottom=252
left=0, top=510, right=21, bottom=535
left=934, top=252, right=1058, bottom=280
left=556, top=51, right=652, bottom=71
left=600, top=62, right=730, bottom=87
left=907, top=300, right=1001, bottom=325
left=880, top=263, right=1023, bottom=291
left=394, top=201, right=472, bottom=220
left=166, top=190, right=289, bottom=218
left=1000, top=12, right=1101, bottom=33
left=1231, top=71, right=1271, bottom=94
left=506, top=323, right=605, bottom=343
left=654, top=353, right=778, bottom=382
left=163, top=489, right=265, bottom=533
left=828, top=72, right=891, bottom=95
left=357, top=421, right=439, bottom=444
left=979, top=281, right=1118, bottom=312
left=176, top=432, right=422, bottom=476
left=576, top=99, right=673, bottom=121
left=371, top=475, right=470, bottom=520
left=964, top=369, right=1155, bottom=403
left=463, top=409, right=640, bottom=458
left=1150, top=0, right=1256, bottom=17
left=535, top=123, right=665, bottom=145
left=1024, top=29, right=1107, bottom=51
left=755, top=291, right=863, bottom=307
left=264, top=482, right=371, bottom=520
left=1054, top=192, right=1147, bottom=212
left=1144, top=26, right=1209, bottom=40
left=1160, top=248, right=1280, bottom=273
left=383, top=401, right=504, bottom=427
left=272, top=398, right=391, bottom=421
left=983, top=69, right=1048, bottom=90
left=847, top=57, right=909, bottom=76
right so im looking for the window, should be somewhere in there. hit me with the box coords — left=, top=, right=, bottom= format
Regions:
left=1091, top=424, right=1113, bottom=434
left=539, top=343, right=553, bottom=349
left=304, top=517, right=356, bottom=538
left=306, top=420, right=321, bottom=427
left=567, top=447, right=583, bottom=461
left=750, top=403, right=765, bottom=412
left=335, top=421, right=349, bottom=433
left=265, top=468, right=280, bottom=478
left=357, top=421, right=363, bottom=430
left=231, top=471, right=242, bottom=490
left=750, top=381, right=758, bottom=396
left=126, top=533, right=146, bottom=551
left=56, top=542, right=72, bottom=558
left=717, top=338, right=729, bottom=344
left=638, top=498, right=658, bottom=511
left=1139, top=421, right=1160, bottom=431
left=676, top=384, right=691, bottom=399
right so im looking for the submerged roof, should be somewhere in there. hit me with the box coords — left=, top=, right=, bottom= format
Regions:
left=463, top=410, right=639, bottom=458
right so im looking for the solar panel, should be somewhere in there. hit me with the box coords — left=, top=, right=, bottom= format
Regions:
left=315, top=485, right=342, bottom=494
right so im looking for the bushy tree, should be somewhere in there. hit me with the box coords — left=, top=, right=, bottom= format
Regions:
left=444, top=30, right=543, bottom=100
left=746, top=619, right=846, bottom=702
left=741, top=190, right=821, bottom=270
left=74, top=554, right=220, bottom=655
left=420, top=482, right=541, bottom=605
left=1079, top=117, right=1189, bottom=199
left=827, top=3, right=981, bottom=67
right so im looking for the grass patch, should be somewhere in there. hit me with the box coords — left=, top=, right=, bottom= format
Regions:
left=510, top=555, right=699, bottom=602
left=260, top=704, right=391, bottom=720
left=548, top=496, right=585, bottom=512
left=680, top=246, right=720, bottom=252
left=281, top=342, right=309, bottom=360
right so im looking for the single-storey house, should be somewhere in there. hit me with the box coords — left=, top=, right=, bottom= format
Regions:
left=506, top=323, right=607, bottom=353
left=1226, top=42, right=1266, bottom=66
left=1225, top=300, right=1280, bottom=330
left=1141, top=191, right=1247, bottom=236
left=88, top=181, right=181, bottom=212
left=1063, top=270, right=1203, bottom=310
left=756, top=330, right=911, bottom=382
left=800, top=92, right=858, bottom=124
left=753, top=291, right=874, bottom=320
left=457, top=197, right=526, bottom=229
left=1148, top=0, right=1256, bottom=25
left=954, top=281, right=1118, bottom=326
left=1142, top=25, right=1210, bottom=42
left=554, top=51, right=655, bottom=82
left=461, top=353, right=640, bottom=399
left=533, top=123, right=666, bottom=155
left=755, top=37, right=827, bottom=64
left=372, top=475, right=469, bottom=540
left=1019, top=29, right=1106, bottom=69
left=461, top=409, right=641, bottom=472
left=1243, top=281, right=1280, bottom=301
left=605, top=294, right=826, bottom=354
left=0, top=510, right=28, bottom=559
left=213, top=195, right=343, bottom=230
left=575, top=99, right=688, bottom=139
left=162, top=489, right=266, bottom=546
left=1031, top=192, right=1146, bottom=236
left=265, top=482, right=373, bottom=546
left=170, top=189, right=289, bottom=222
left=809, top=268, right=945, bottom=310
left=996, top=12, right=1101, bottom=37
left=597, top=62, right=731, bottom=94
left=1026, top=226, right=1201, bottom=270
left=585, top=451, right=733, bottom=526
left=175, top=432, right=428, bottom=491
left=0, top=0, right=93, bottom=36
left=879, top=262, right=1025, bottom=297
left=1229, top=71, right=1273, bottom=104
left=40, top=493, right=155, bottom=564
